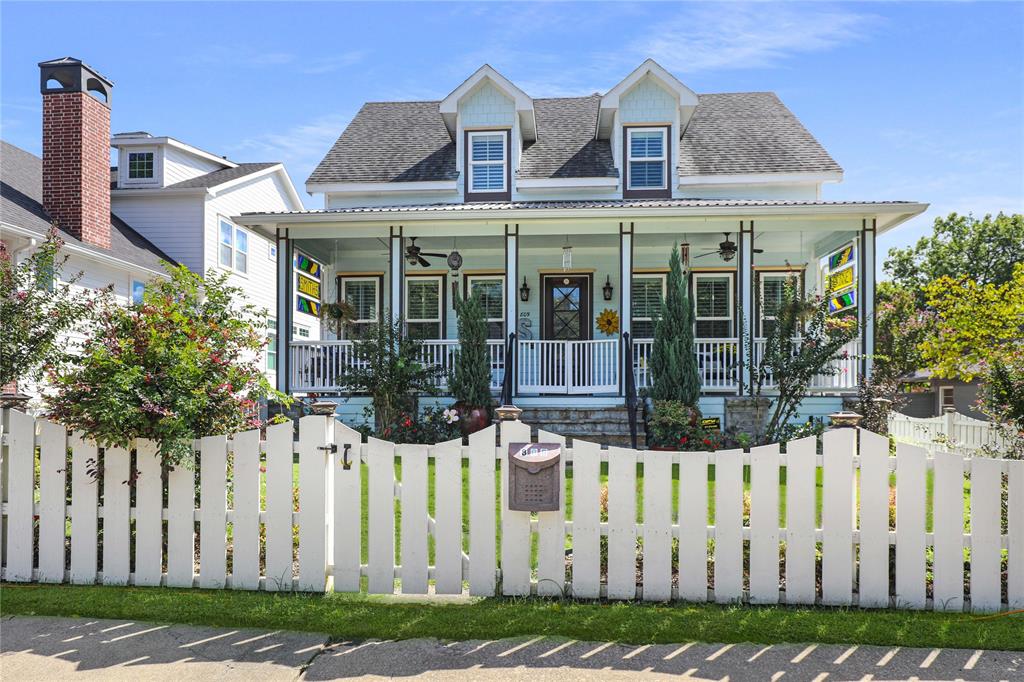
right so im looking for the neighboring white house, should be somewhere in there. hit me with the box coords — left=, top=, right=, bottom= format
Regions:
left=1, top=57, right=303, bottom=393
left=237, top=59, right=928, bottom=432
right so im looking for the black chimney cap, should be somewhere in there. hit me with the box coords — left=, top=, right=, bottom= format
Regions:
left=39, top=56, right=113, bottom=105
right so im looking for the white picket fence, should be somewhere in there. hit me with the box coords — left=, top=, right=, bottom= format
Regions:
left=2, top=409, right=1022, bottom=612
left=889, top=410, right=1004, bottom=455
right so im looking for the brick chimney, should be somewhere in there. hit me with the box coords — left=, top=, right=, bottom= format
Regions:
left=39, top=57, right=113, bottom=249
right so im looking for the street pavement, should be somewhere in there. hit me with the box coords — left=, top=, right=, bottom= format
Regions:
left=1, top=615, right=1021, bottom=680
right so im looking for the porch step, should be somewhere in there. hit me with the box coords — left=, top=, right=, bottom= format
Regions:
left=518, top=407, right=644, bottom=448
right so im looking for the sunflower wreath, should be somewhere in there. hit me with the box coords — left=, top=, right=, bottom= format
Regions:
left=596, top=308, right=620, bottom=335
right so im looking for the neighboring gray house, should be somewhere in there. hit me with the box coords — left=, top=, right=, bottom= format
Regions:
left=900, top=368, right=988, bottom=420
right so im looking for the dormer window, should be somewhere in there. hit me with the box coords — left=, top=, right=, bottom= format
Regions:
left=465, top=130, right=510, bottom=201
left=624, top=126, right=670, bottom=199
left=128, top=151, right=154, bottom=179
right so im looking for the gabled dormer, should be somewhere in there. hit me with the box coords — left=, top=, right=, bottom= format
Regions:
left=111, top=132, right=236, bottom=189
left=439, top=65, right=536, bottom=202
left=599, top=59, right=699, bottom=199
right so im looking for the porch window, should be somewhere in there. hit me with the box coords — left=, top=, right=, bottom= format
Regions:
left=631, top=274, right=666, bottom=338
left=219, top=218, right=249, bottom=274
left=626, top=127, right=667, bottom=192
left=405, top=275, right=444, bottom=340
left=339, top=276, right=381, bottom=338
left=467, top=131, right=508, bottom=199
left=466, top=274, right=505, bottom=339
left=694, top=273, right=733, bottom=338
left=758, top=272, right=801, bottom=338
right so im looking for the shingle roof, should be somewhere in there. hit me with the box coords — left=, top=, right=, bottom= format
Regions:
left=679, top=93, right=842, bottom=176
left=165, top=162, right=279, bottom=189
left=308, top=90, right=841, bottom=185
left=1, top=140, right=174, bottom=271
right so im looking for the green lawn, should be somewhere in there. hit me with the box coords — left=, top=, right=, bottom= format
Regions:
left=2, top=584, right=1020, bottom=650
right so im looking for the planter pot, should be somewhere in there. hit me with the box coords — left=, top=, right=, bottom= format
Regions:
left=725, top=396, right=772, bottom=441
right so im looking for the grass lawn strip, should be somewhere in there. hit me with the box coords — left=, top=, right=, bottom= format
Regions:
left=2, top=584, right=1020, bottom=651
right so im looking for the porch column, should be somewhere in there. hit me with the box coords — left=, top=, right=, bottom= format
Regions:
left=389, top=225, right=404, bottom=325
left=504, top=223, right=518, bottom=397
left=860, top=218, right=876, bottom=381
left=619, top=222, right=633, bottom=396
left=276, top=229, right=291, bottom=395
left=737, top=221, right=755, bottom=394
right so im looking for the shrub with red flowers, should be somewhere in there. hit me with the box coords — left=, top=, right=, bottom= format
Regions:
left=47, top=264, right=287, bottom=466
left=365, top=405, right=463, bottom=444
left=646, top=400, right=720, bottom=451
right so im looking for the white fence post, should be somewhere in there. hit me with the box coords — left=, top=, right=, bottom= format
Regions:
left=468, top=425, right=497, bottom=596
left=102, top=446, right=131, bottom=586
left=37, top=419, right=67, bottom=583
left=332, top=422, right=363, bottom=593
left=784, top=436, right=817, bottom=605
left=69, top=431, right=98, bottom=585
left=199, top=435, right=228, bottom=589
left=4, top=409, right=34, bottom=582
left=821, top=429, right=855, bottom=606
left=298, top=415, right=331, bottom=592
left=399, top=443, right=429, bottom=594
left=134, top=439, right=163, bottom=587
left=607, top=445, right=638, bottom=601
left=367, top=437, right=395, bottom=594
left=232, top=428, right=262, bottom=591
left=536, top=429, right=566, bottom=597
left=500, top=419, right=532, bottom=596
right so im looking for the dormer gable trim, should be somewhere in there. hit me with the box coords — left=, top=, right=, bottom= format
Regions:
left=439, top=64, right=537, bottom=142
left=110, top=134, right=238, bottom=169
left=598, top=59, right=699, bottom=139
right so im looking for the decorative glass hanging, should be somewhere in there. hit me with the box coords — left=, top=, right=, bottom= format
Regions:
left=562, top=236, right=572, bottom=270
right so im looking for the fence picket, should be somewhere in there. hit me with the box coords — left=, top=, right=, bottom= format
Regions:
left=931, top=451, right=965, bottom=611
left=367, top=437, right=395, bottom=594
left=333, top=422, right=363, bottom=592
left=298, top=415, right=330, bottom=592
left=468, top=425, right=497, bottom=596
left=500, top=419, right=532, bottom=596
left=784, top=436, right=817, bottom=605
left=570, top=438, right=601, bottom=599
left=821, top=429, right=855, bottom=606
left=199, top=435, right=228, bottom=589
left=970, top=457, right=1002, bottom=612
left=749, top=444, right=780, bottom=604
left=4, top=409, right=34, bottom=582
left=231, top=429, right=261, bottom=590
left=1008, top=460, right=1024, bottom=609
left=399, top=444, right=429, bottom=594
left=895, top=443, right=927, bottom=609
left=433, top=442, right=463, bottom=594
left=166, top=451, right=195, bottom=588
left=264, top=421, right=294, bottom=591
left=536, top=429, right=566, bottom=597
left=642, top=449, right=673, bottom=601
left=69, top=432, right=98, bottom=584
left=37, top=419, right=67, bottom=583
left=102, top=446, right=130, bottom=586
left=858, top=429, right=890, bottom=608
left=678, top=450, right=708, bottom=602
left=713, top=449, right=743, bottom=603
left=134, top=439, right=163, bottom=587
left=607, top=445, right=637, bottom=600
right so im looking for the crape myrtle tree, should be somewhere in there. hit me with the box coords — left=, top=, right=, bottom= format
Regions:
left=1, top=227, right=106, bottom=393
left=48, top=265, right=286, bottom=466
left=649, top=243, right=701, bottom=405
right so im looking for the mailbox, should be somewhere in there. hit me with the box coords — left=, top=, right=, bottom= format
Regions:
left=508, top=442, right=561, bottom=512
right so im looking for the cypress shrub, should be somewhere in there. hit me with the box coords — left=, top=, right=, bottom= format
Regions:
left=649, top=244, right=701, bottom=406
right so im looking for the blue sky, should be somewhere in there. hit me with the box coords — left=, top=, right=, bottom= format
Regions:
left=2, top=2, right=1022, bottom=267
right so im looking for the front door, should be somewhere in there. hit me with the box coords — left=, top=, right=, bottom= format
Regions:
left=542, top=276, right=590, bottom=391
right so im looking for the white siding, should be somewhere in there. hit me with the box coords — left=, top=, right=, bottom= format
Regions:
left=619, top=75, right=678, bottom=124
left=162, top=145, right=225, bottom=187
left=460, top=82, right=515, bottom=128
left=111, top=194, right=205, bottom=272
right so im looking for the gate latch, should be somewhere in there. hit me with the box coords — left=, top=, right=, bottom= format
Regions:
left=317, top=443, right=338, bottom=454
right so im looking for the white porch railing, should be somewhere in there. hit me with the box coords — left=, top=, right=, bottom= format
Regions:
left=632, top=338, right=739, bottom=391
left=291, top=339, right=504, bottom=393
left=516, top=339, right=620, bottom=394
left=752, top=338, right=861, bottom=391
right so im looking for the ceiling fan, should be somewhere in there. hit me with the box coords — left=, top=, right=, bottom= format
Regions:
left=405, top=237, right=450, bottom=268
left=692, top=232, right=763, bottom=262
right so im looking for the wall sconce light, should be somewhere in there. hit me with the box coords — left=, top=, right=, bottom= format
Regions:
left=603, top=275, right=614, bottom=301
left=519, top=277, right=530, bottom=302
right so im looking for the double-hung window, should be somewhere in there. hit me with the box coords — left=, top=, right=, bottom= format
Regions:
left=693, top=273, right=733, bottom=338
left=625, top=127, right=668, bottom=197
left=631, top=274, right=666, bottom=338
left=466, top=275, right=505, bottom=339
left=466, top=131, right=509, bottom=200
left=340, top=276, right=381, bottom=338
left=758, top=272, right=801, bottom=338
left=219, top=219, right=249, bottom=274
left=405, top=275, right=443, bottom=340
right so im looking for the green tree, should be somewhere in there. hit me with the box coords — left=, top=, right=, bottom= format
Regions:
left=885, top=212, right=1024, bottom=299
left=47, top=265, right=285, bottom=465
left=1, top=228, right=106, bottom=391
left=649, top=244, right=700, bottom=405
left=450, top=292, right=493, bottom=414
left=873, top=281, right=933, bottom=384
left=978, top=349, right=1024, bottom=459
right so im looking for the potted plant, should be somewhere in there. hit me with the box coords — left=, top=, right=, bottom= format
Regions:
left=450, top=291, right=493, bottom=435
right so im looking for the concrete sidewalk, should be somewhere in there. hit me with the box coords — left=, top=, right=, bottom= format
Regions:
left=1, top=614, right=1021, bottom=680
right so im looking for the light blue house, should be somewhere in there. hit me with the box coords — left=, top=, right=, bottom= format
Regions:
left=237, top=60, right=926, bottom=429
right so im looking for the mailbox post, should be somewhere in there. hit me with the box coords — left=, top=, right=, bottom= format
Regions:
left=507, top=443, right=561, bottom=512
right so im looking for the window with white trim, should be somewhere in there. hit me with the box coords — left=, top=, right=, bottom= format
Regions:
left=130, top=279, right=145, bottom=306
left=758, top=272, right=800, bottom=338
left=293, top=324, right=310, bottom=338
left=127, top=151, right=154, bottom=179
left=340, top=276, right=380, bottom=338
left=466, top=275, right=505, bottom=339
left=939, top=386, right=955, bottom=411
left=694, top=273, right=733, bottom=338
left=405, top=276, right=443, bottom=340
left=468, top=131, right=507, bottom=194
left=267, top=317, right=278, bottom=371
left=219, top=219, right=249, bottom=274
left=626, top=127, right=667, bottom=191
left=631, top=274, right=666, bottom=338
